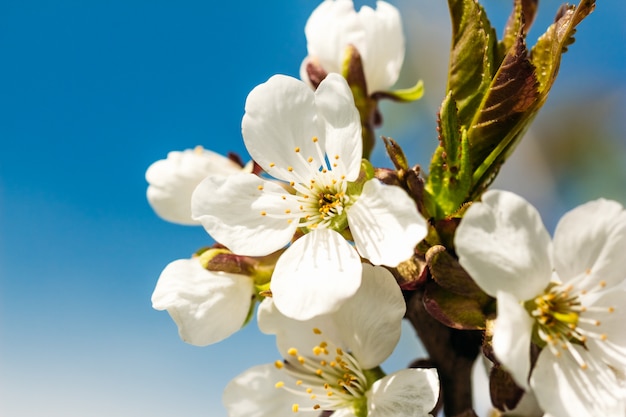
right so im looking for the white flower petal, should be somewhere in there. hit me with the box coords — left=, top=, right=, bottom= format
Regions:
left=304, top=0, right=362, bottom=77
left=333, top=264, right=405, bottom=369
left=271, top=229, right=362, bottom=320
left=367, top=368, right=439, bottom=417
left=151, top=258, right=253, bottom=346
left=358, top=1, right=405, bottom=92
left=303, top=0, right=404, bottom=93
left=145, top=148, right=243, bottom=225
left=191, top=174, right=299, bottom=256
left=492, top=291, right=534, bottom=389
left=257, top=298, right=345, bottom=359
left=314, top=73, right=362, bottom=181
left=242, top=75, right=325, bottom=182
left=330, top=409, right=358, bottom=417
left=222, top=364, right=319, bottom=417
left=553, top=198, right=626, bottom=290
left=531, top=347, right=624, bottom=417
left=348, top=179, right=426, bottom=267
left=581, top=290, right=626, bottom=370
left=455, top=190, right=553, bottom=300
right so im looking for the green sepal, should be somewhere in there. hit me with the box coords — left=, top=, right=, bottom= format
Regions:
left=363, top=365, right=386, bottom=386
left=353, top=364, right=385, bottom=417
left=241, top=296, right=258, bottom=327
left=374, top=80, right=425, bottom=103
left=382, top=136, right=409, bottom=171
left=347, top=159, right=375, bottom=197
left=425, top=92, right=472, bottom=219
left=341, top=44, right=378, bottom=160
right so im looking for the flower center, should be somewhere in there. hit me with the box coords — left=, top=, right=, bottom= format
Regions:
left=525, top=279, right=615, bottom=370
left=261, top=137, right=356, bottom=231
left=273, top=327, right=368, bottom=414
left=295, top=170, right=352, bottom=231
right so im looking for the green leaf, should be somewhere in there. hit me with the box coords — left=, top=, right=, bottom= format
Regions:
left=426, top=92, right=472, bottom=219
left=531, top=0, right=596, bottom=97
left=469, top=32, right=539, bottom=192
left=446, top=0, right=499, bottom=126
left=500, top=0, right=538, bottom=56
left=467, top=0, right=595, bottom=197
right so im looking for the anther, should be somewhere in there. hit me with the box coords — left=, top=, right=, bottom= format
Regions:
left=294, top=147, right=300, bottom=153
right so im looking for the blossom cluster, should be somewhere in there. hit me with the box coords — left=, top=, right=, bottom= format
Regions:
left=145, top=0, right=624, bottom=416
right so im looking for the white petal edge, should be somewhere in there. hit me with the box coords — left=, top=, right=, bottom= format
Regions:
left=304, top=0, right=361, bottom=77
left=151, top=258, right=253, bottom=346
left=271, top=228, right=362, bottom=320
left=492, top=291, right=534, bottom=390
left=315, top=73, right=362, bottom=181
left=191, top=174, right=299, bottom=256
left=530, top=346, right=625, bottom=417
left=242, top=74, right=325, bottom=182
left=553, top=198, right=626, bottom=290
left=222, top=363, right=319, bottom=417
left=580, top=290, right=626, bottom=370
left=348, top=179, right=426, bottom=267
left=454, top=190, right=553, bottom=300
left=145, top=148, right=243, bottom=225
left=333, top=264, right=405, bottom=369
left=257, top=297, right=345, bottom=360
left=358, top=1, right=405, bottom=92
left=367, top=368, right=439, bottom=417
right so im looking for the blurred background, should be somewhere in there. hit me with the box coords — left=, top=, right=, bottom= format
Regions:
left=1, top=0, right=624, bottom=416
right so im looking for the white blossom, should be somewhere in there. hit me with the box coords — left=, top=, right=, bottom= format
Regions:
left=222, top=264, right=439, bottom=417
left=146, top=146, right=247, bottom=225
left=455, top=190, right=626, bottom=417
left=301, top=0, right=405, bottom=93
left=191, top=74, right=426, bottom=320
left=151, top=257, right=254, bottom=346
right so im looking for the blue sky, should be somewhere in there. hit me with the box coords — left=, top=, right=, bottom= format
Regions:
left=1, top=1, right=624, bottom=416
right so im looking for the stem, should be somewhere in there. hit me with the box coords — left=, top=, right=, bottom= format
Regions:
left=405, top=290, right=483, bottom=417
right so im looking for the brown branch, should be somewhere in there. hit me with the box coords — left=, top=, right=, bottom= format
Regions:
left=406, top=290, right=483, bottom=417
